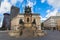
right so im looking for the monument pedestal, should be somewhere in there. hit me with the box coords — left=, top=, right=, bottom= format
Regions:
left=9, top=25, right=46, bottom=37
left=9, top=28, right=46, bottom=37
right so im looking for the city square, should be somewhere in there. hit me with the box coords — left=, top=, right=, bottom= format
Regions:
left=0, top=0, right=60, bottom=40
left=0, top=30, right=60, bottom=40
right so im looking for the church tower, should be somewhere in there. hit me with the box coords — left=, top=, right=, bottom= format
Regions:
left=24, top=6, right=32, bottom=28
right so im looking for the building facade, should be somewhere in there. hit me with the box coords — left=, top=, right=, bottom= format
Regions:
left=43, top=16, right=60, bottom=30
left=11, top=6, right=41, bottom=30
left=2, top=13, right=10, bottom=30
left=10, top=6, right=41, bottom=36
left=10, top=6, right=20, bottom=20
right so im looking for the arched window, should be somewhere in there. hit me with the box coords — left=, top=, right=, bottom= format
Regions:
left=27, top=18, right=29, bottom=22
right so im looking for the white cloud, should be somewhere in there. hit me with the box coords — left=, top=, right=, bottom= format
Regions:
left=41, top=0, right=46, bottom=3
left=27, top=1, right=34, bottom=13
left=10, top=0, right=17, bottom=5
left=46, top=9, right=58, bottom=18
left=0, top=0, right=24, bottom=14
left=41, top=17, right=47, bottom=21
left=27, top=0, right=36, bottom=7
left=46, top=9, right=51, bottom=13
left=0, top=0, right=11, bottom=14
left=40, top=16, right=47, bottom=22
left=0, top=0, right=24, bottom=27
left=27, top=0, right=36, bottom=13
left=27, top=1, right=34, bottom=7
left=0, top=16, right=3, bottom=27
left=10, top=0, right=24, bottom=5
left=47, top=0, right=60, bottom=9
left=42, top=9, right=58, bottom=21
left=46, top=0, right=60, bottom=18
left=42, top=0, right=60, bottom=21
left=41, top=0, right=60, bottom=21
left=0, top=22, right=2, bottom=27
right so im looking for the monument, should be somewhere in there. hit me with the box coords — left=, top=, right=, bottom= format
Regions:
left=9, top=6, right=45, bottom=37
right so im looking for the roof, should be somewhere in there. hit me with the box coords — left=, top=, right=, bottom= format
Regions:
left=43, top=16, right=60, bottom=23
left=11, top=6, right=20, bottom=10
left=19, top=13, right=40, bottom=15
left=51, top=16, right=60, bottom=19
left=4, top=13, right=10, bottom=15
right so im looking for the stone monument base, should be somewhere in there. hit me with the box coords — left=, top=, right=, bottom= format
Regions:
left=8, top=26, right=46, bottom=37
left=8, top=30, right=46, bottom=38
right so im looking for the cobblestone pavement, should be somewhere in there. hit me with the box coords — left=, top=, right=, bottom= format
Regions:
left=0, top=30, right=60, bottom=40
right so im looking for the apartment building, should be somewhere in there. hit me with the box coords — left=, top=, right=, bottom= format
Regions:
left=43, top=16, right=60, bottom=30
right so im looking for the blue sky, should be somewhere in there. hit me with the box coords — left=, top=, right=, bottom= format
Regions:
left=0, top=0, right=60, bottom=27
left=14, top=0, right=53, bottom=17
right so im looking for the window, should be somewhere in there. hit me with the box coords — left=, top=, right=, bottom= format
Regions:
left=27, top=18, right=29, bottom=22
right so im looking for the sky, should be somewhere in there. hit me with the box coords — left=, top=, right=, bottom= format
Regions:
left=0, top=0, right=60, bottom=27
